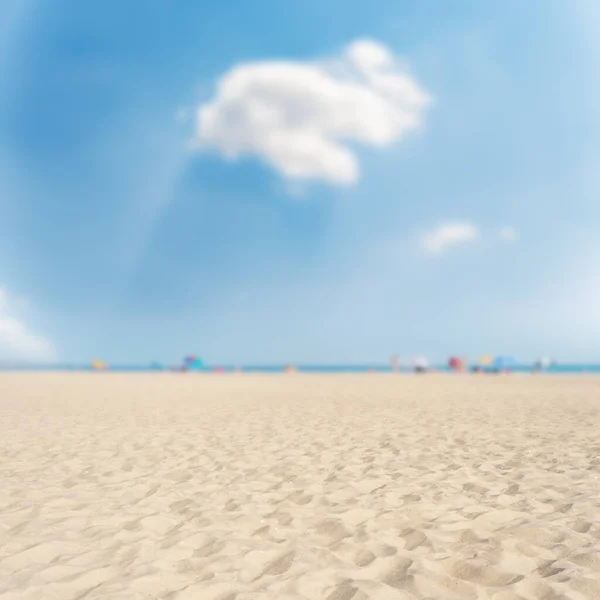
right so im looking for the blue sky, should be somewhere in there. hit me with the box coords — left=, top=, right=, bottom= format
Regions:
left=1, top=0, right=599, bottom=365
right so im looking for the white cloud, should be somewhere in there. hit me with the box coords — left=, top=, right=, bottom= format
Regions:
left=0, top=286, right=56, bottom=363
left=195, top=39, right=431, bottom=185
left=499, top=226, right=518, bottom=243
left=421, top=222, right=480, bottom=255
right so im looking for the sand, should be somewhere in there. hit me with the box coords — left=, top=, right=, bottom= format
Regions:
left=1, top=373, right=600, bottom=600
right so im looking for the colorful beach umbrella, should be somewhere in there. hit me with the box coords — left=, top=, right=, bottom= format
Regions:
left=448, top=356, right=464, bottom=371
left=184, top=355, right=203, bottom=369
left=91, top=359, right=108, bottom=370
left=478, top=355, right=494, bottom=366
left=494, top=356, right=516, bottom=370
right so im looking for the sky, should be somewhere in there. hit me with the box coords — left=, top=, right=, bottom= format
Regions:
left=1, top=0, right=600, bottom=365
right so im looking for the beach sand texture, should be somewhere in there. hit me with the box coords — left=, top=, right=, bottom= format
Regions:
left=1, top=374, right=600, bottom=600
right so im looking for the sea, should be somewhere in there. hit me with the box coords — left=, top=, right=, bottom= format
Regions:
left=2, top=364, right=600, bottom=374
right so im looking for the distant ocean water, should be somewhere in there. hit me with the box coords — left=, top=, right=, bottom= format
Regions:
left=2, top=364, right=600, bottom=373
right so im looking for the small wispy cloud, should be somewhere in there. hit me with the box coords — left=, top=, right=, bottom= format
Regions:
left=194, top=39, right=431, bottom=186
left=0, top=286, right=55, bottom=363
left=498, top=226, right=518, bottom=243
left=420, top=222, right=480, bottom=255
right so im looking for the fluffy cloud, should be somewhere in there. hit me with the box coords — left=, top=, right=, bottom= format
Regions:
left=0, top=287, right=55, bottom=363
left=195, top=39, right=431, bottom=185
left=498, top=226, right=518, bottom=243
left=421, top=222, right=480, bottom=255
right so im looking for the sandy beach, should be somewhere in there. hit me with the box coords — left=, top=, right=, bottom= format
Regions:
left=1, top=373, right=600, bottom=600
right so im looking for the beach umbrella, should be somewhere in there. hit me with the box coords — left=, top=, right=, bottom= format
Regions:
left=413, top=357, right=429, bottom=372
left=184, top=355, right=203, bottom=370
left=448, top=356, right=464, bottom=371
left=91, top=359, right=108, bottom=370
left=478, top=355, right=494, bottom=366
left=494, top=356, right=516, bottom=371
left=536, top=357, right=552, bottom=370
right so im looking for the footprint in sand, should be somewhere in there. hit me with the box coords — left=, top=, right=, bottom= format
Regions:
left=459, top=529, right=488, bottom=544
left=401, top=529, right=428, bottom=551
left=7, top=520, right=30, bottom=536
left=193, top=540, right=226, bottom=558
left=535, top=561, right=565, bottom=578
left=286, top=490, right=313, bottom=505
left=252, top=524, right=284, bottom=543
left=512, top=526, right=565, bottom=548
left=569, top=519, right=592, bottom=533
left=143, top=484, right=160, bottom=498
left=354, top=549, right=377, bottom=567
left=316, top=519, right=353, bottom=545
left=505, top=483, right=520, bottom=495
left=382, top=557, right=414, bottom=590
left=470, top=509, right=527, bottom=531
left=260, top=551, right=296, bottom=577
left=380, top=544, right=399, bottom=557
left=270, top=511, right=293, bottom=527
left=165, top=470, right=192, bottom=483
left=518, top=579, right=562, bottom=600
left=444, top=559, right=522, bottom=587
left=417, top=571, right=478, bottom=600
left=170, top=499, right=193, bottom=513
left=463, top=483, right=489, bottom=495
left=121, top=518, right=142, bottom=531
left=325, top=583, right=364, bottom=600
left=403, top=493, right=422, bottom=502
left=513, top=540, right=556, bottom=561
left=553, top=502, right=573, bottom=514
left=180, top=532, right=213, bottom=549
left=570, top=553, right=600, bottom=571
